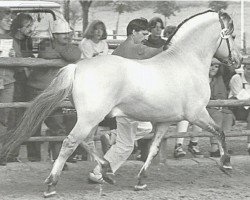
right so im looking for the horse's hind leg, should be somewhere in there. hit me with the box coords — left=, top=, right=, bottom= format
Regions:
left=44, top=112, right=108, bottom=197
left=190, top=108, right=232, bottom=171
left=135, top=122, right=169, bottom=191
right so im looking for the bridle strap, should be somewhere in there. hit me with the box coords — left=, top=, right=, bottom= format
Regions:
left=218, top=14, right=232, bottom=61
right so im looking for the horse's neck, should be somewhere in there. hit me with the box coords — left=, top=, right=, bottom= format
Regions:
left=163, top=13, right=220, bottom=67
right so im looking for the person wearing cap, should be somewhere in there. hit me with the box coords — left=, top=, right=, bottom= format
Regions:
left=229, top=63, right=250, bottom=155
left=26, top=19, right=81, bottom=164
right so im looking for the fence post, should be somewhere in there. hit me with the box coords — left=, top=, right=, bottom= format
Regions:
left=113, top=30, right=117, bottom=39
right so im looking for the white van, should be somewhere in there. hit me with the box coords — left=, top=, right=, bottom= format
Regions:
left=0, top=1, right=68, bottom=52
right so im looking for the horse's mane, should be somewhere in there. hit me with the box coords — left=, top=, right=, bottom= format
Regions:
left=163, top=10, right=217, bottom=51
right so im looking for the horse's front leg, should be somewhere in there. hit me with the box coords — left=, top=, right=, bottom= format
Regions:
left=135, top=122, right=169, bottom=191
left=191, top=108, right=232, bottom=171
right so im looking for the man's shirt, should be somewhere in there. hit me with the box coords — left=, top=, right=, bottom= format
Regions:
left=112, top=36, right=163, bottom=59
left=229, top=73, right=250, bottom=100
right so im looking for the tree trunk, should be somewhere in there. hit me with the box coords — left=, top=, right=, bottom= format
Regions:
left=64, top=0, right=70, bottom=22
left=79, top=0, right=92, bottom=34
left=115, top=12, right=121, bottom=35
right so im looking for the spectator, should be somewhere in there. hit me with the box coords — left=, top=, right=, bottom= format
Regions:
left=26, top=19, right=81, bottom=165
left=143, top=17, right=165, bottom=48
left=0, top=7, right=15, bottom=165
left=78, top=20, right=108, bottom=59
left=229, top=63, right=250, bottom=155
left=7, top=13, right=35, bottom=161
left=89, top=18, right=163, bottom=184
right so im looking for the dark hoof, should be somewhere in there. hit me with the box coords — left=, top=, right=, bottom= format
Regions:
left=134, top=184, right=148, bottom=191
left=43, top=183, right=57, bottom=198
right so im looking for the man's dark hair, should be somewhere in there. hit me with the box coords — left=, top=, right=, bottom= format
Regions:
left=126, top=18, right=148, bottom=36
left=148, top=17, right=164, bottom=31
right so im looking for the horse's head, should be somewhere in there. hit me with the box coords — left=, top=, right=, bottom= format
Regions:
left=214, top=11, right=242, bottom=69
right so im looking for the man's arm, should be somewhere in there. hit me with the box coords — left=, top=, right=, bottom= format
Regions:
left=58, top=44, right=81, bottom=63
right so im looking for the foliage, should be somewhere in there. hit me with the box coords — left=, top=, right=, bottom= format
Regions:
left=154, top=1, right=180, bottom=19
left=208, top=1, right=228, bottom=12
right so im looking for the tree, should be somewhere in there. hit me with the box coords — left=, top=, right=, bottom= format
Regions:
left=208, top=1, right=228, bottom=12
left=79, top=0, right=92, bottom=33
left=69, top=1, right=82, bottom=31
left=64, top=0, right=70, bottom=22
left=154, top=1, right=180, bottom=26
left=112, top=1, right=140, bottom=35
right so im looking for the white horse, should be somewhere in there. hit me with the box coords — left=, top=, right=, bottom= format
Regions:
left=0, top=10, right=242, bottom=196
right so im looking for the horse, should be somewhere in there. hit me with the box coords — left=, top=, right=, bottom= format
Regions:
left=0, top=10, right=242, bottom=196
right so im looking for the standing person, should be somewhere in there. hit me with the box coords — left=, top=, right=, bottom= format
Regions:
left=0, top=7, right=15, bottom=165
left=78, top=20, right=108, bottom=58
left=229, top=63, right=250, bottom=154
left=7, top=13, right=35, bottom=161
left=89, top=18, right=163, bottom=183
left=143, top=17, right=165, bottom=48
left=26, top=20, right=81, bottom=164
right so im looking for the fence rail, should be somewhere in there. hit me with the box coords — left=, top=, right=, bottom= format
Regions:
left=1, top=57, right=250, bottom=161
left=2, top=99, right=250, bottom=109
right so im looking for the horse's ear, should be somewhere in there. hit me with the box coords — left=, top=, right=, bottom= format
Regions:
left=219, top=11, right=234, bottom=35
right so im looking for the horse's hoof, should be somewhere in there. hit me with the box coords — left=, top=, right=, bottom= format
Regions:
left=43, top=190, right=57, bottom=198
left=43, top=184, right=57, bottom=198
left=134, top=184, right=148, bottom=191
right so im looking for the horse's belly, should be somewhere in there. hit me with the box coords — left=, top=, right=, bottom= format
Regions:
left=109, top=101, right=184, bottom=123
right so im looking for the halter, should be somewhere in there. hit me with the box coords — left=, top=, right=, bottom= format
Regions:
left=218, top=13, right=233, bottom=63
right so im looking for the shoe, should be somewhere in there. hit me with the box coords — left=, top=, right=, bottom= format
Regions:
left=210, top=149, right=220, bottom=157
left=188, top=142, right=204, bottom=158
left=88, top=172, right=116, bottom=185
left=28, top=157, right=41, bottom=162
left=88, top=172, right=105, bottom=184
left=67, top=157, right=77, bottom=163
left=174, top=144, right=186, bottom=158
left=7, top=157, right=21, bottom=163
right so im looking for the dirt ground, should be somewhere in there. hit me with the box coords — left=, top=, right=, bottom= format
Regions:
left=0, top=156, right=250, bottom=200
left=0, top=122, right=250, bottom=200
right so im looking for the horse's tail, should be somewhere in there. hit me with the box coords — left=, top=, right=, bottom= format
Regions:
left=1, top=63, right=77, bottom=157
